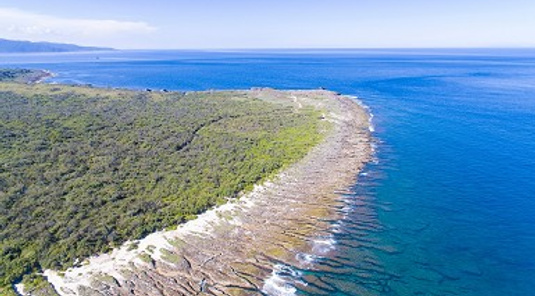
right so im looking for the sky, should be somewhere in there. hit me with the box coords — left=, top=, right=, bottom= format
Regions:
left=0, top=0, right=534, bottom=49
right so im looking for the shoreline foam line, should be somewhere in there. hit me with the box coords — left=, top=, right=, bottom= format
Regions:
left=31, top=89, right=372, bottom=296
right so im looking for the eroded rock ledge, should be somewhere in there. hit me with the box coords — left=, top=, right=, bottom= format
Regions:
left=44, top=89, right=372, bottom=296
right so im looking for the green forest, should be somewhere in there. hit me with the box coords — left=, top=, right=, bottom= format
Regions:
left=0, top=82, right=325, bottom=294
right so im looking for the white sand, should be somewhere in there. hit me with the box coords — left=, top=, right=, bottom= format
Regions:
left=42, top=183, right=270, bottom=296
left=14, top=283, right=25, bottom=295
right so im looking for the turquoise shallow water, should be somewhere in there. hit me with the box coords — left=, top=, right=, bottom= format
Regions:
left=2, top=49, right=535, bottom=295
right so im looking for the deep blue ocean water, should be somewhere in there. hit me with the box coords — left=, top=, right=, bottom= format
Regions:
left=2, top=49, right=534, bottom=295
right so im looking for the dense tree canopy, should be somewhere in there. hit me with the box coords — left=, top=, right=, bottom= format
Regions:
left=0, top=83, right=325, bottom=294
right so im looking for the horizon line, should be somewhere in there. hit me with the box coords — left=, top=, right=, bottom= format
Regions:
left=113, top=46, right=535, bottom=51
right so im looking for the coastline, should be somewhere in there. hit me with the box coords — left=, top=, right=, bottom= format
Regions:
left=38, top=89, right=372, bottom=296
left=32, top=70, right=55, bottom=84
left=0, top=68, right=54, bottom=84
left=19, top=69, right=55, bottom=84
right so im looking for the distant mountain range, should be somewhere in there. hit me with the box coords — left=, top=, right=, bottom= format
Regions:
left=0, top=38, right=113, bottom=53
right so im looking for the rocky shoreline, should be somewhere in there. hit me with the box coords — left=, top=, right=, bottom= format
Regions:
left=41, top=89, right=372, bottom=296
left=30, top=70, right=55, bottom=84
left=0, top=68, right=53, bottom=84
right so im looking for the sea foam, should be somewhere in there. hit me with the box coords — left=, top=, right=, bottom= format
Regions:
left=262, top=264, right=300, bottom=296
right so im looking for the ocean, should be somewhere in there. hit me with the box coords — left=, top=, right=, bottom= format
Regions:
left=2, top=49, right=534, bottom=295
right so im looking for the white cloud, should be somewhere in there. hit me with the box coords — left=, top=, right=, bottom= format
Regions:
left=0, top=7, right=156, bottom=47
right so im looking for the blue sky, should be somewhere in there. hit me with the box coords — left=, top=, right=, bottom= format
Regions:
left=0, top=0, right=534, bottom=49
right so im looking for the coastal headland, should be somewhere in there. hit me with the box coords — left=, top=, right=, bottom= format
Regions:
left=0, top=80, right=371, bottom=296
left=45, top=89, right=371, bottom=296
left=0, top=68, right=53, bottom=84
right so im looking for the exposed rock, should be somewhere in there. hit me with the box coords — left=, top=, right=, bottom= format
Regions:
left=46, top=89, right=372, bottom=295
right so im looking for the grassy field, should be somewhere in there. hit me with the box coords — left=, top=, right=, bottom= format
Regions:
left=0, top=82, right=326, bottom=294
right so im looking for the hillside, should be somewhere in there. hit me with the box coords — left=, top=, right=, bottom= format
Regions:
left=0, top=38, right=113, bottom=53
left=0, top=82, right=326, bottom=295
